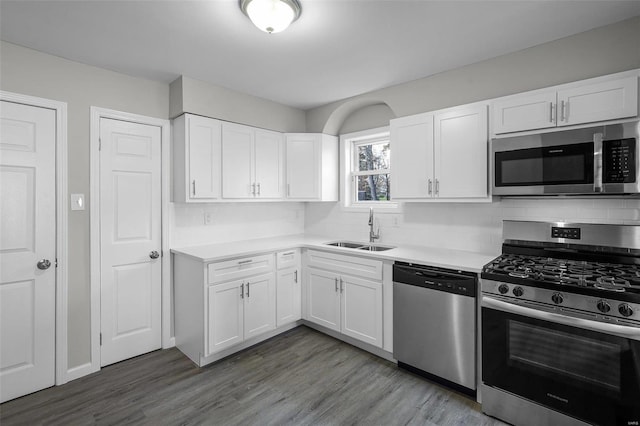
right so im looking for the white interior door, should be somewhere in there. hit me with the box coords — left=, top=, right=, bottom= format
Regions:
left=0, top=100, right=56, bottom=402
left=99, top=118, right=162, bottom=367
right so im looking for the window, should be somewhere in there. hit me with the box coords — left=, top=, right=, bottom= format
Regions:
left=341, top=127, right=396, bottom=209
left=353, top=138, right=390, bottom=202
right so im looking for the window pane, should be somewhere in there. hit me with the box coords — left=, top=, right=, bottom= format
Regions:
left=358, top=142, right=390, bottom=172
left=356, top=174, right=390, bottom=201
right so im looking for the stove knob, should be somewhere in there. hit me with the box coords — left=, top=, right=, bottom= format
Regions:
left=551, top=293, right=563, bottom=305
left=597, top=300, right=611, bottom=313
left=513, top=286, right=524, bottom=297
left=498, top=284, right=509, bottom=294
left=619, top=303, right=634, bottom=318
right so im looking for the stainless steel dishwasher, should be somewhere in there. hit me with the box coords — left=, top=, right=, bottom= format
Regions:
left=393, top=262, right=477, bottom=395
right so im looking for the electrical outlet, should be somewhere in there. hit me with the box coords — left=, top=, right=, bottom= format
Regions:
left=204, top=211, right=214, bottom=225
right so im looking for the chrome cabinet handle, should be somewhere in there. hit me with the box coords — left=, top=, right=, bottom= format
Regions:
left=287, top=183, right=291, bottom=197
left=334, top=277, right=338, bottom=292
left=37, top=259, right=51, bottom=270
left=251, top=183, right=256, bottom=196
left=241, top=283, right=244, bottom=299
left=428, top=179, right=432, bottom=196
left=257, top=183, right=261, bottom=196
left=238, top=259, right=253, bottom=265
left=435, top=179, right=440, bottom=196
left=550, top=102, right=555, bottom=123
left=560, top=100, right=566, bottom=122
left=192, top=179, right=196, bottom=196
left=294, top=270, right=298, bottom=283
left=246, top=282, right=250, bottom=298
left=149, top=251, right=160, bottom=259
left=340, top=278, right=343, bottom=293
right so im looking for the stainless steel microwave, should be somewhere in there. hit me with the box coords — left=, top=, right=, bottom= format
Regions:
left=492, top=121, right=640, bottom=196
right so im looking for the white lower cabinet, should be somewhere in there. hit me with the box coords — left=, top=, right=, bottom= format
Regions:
left=276, top=249, right=302, bottom=327
left=304, top=250, right=384, bottom=348
left=175, top=253, right=278, bottom=366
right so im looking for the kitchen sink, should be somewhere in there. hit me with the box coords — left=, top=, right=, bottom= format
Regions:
left=326, top=241, right=366, bottom=249
left=325, top=241, right=395, bottom=252
left=358, top=245, right=395, bottom=252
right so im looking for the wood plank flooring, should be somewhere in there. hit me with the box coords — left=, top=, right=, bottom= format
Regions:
left=1, top=326, right=506, bottom=425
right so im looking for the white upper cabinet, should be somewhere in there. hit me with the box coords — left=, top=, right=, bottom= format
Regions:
left=434, top=104, right=488, bottom=198
left=173, top=114, right=222, bottom=202
left=391, top=112, right=434, bottom=199
left=492, top=91, right=557, bottom=134
left=391, top=102, right=489, bottom=201
left=254, top=129, right=284, bottom=199
left=285, top=133, right=339, bottom=201
left=557, top=76, right=638, bottom=126
left=221, top=122, right=284, bottom=200
left=493, top=71, right=638, bottom=135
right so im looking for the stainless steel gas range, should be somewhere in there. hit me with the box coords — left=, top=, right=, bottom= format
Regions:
left=480, top=220, right=640, bottom=426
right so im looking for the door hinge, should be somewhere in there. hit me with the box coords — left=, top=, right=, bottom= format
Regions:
left=100, top=333, right=102, bottom=346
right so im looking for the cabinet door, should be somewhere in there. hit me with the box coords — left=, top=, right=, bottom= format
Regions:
left=206, top=280, right=243, bottom=356
left=286, top=134, right=319, bottom=199
left=221, top=123, right=254, bottom=199
left=276, top=267, right=301, bottom=327
left=254, top=129, right=284, bottom=199
left=558, top=76, right=638, bottom=126
left=492, top=91, right=557, bottom=134
left=340, top=275, right=382, bottom=347
left=434, top=104, right=488, bottom=198
left=188, top=115, right=222, bottom=199
left=306, top=268, right=341, bottom=332
left=390, top=113, right=434, bottom=199
left=244, top=273, right=276, bottom=340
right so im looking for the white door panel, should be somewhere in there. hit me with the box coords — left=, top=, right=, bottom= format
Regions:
left=0, top=100, right=56, bottom=402
left=100, top=118, right=161, bottom=367
left=306, top=268, right=340, bottom=332
left=207, top=280, right=243, bottom=355
left=341, top=276, right=382, bottom=347
left=222, top=123, right=253, bottom=199
left=390, top=115, right=434, bottom=199
left=244, top=273, right=276, bottom=339
left=254, top=130, right=283, bottom=199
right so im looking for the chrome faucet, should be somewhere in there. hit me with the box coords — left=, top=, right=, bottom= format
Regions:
left=368, top=207, right=380, bottom=243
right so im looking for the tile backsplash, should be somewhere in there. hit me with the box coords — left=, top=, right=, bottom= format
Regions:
left=304, top=198, right=640, bottom=255
left=169, top=198, right=639, bottom=254
left=170, top=202, right=305, bottom=248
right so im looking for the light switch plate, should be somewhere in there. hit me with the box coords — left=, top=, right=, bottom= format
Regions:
left=71, top=193, right=85, bottom=211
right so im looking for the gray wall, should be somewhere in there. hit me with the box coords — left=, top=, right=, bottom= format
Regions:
left=307, top=16, right=640, bottom=133
left=170, top=76, right=306, bottom=132
left=0, top=41, right=170, bottom=367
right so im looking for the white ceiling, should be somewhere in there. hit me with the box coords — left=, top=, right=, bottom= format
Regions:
left=1, top=0, right=639, bottom=110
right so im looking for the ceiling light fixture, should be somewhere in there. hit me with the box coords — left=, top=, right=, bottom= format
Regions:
left=239, top=0, right=301, bottom=34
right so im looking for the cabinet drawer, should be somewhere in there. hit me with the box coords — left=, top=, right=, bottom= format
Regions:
left=208, top=254, right=274, bottom=284
left=306, top=250, right=382, bottom=281
left=276, top=249, right=300, bottom=270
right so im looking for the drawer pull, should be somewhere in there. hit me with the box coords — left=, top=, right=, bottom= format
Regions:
left=282, top=251, right=295, bottom=256
left=238, top=259, right=253, bottom=265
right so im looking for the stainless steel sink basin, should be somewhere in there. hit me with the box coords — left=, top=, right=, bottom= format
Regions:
left=358, top=245, right=395, bottom=252
left=326, top=241, right=366, bottom=249
left=325, top=241, right=395, bottom=252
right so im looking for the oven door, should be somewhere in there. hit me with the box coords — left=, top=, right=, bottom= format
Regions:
left=493, top=142, right=595, bottom=195
left=482, top=296, right=640, bottom=426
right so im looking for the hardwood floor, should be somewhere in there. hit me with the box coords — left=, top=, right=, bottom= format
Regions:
left=1, top=326, right=506, bottom=425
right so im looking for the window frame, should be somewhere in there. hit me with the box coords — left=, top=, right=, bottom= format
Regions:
left=340, top=126, right=400, bottom=211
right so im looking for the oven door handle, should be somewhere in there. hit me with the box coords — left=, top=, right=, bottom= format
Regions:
left=482, top=296, right=640, bottom=341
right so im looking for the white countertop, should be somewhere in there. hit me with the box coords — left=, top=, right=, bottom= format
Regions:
left=171, top=234, right=497, bottom=273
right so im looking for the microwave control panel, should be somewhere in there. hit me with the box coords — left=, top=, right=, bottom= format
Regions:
left=603, top=138, right=636, bottom=183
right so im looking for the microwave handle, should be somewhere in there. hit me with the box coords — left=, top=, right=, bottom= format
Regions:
left=482, top=296, right=640, bottom=341
left=593, top=132, right=603, bottom=193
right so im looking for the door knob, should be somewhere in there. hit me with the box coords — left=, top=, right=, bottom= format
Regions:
left=37, top=259, right=51, bottom=270
left=149, top=251, right=160, bottom=259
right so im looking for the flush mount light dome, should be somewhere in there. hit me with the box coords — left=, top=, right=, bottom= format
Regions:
left=240, top=0, right=301, bottom=34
